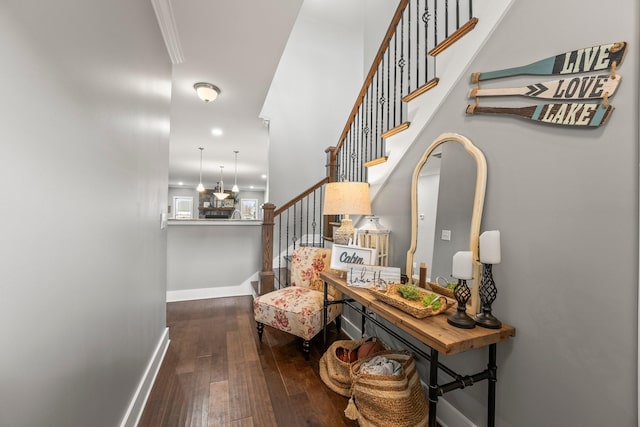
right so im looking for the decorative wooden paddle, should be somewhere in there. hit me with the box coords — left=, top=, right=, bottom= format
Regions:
left=466, top=102, right=614, bottom=127
left=469, top=74, right=621, bottom=100
left=471, top=42, right=627, bottom=82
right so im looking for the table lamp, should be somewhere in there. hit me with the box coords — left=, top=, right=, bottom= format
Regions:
left=323, top=182, right=372, bottom=245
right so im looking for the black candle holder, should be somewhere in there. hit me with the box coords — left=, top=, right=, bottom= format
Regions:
left=475, top=263, right=502, bottom=329
left=447, top=279, right=476, bottom=329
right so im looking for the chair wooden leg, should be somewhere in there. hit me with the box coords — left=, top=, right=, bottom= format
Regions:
left=257, top=322, right=264, bottom=342
left=302, top=339, right=310, bottom=360
left=335, top=315, right=342, bottom=333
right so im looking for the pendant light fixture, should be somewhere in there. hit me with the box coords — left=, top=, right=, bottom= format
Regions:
left=196, top=147, right=205, bottom=192
left=213, top=166, right=229, bottom=200
left=232, top=150, right=239, bottom=193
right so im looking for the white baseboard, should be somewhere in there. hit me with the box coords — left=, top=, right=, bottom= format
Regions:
left=119, top=327, right=170, bottom=427
left=166, top=272, right=257, bottom=302
left=339, top=313, right=361, bottom=340
left=418, top=379, right=476, bottom=427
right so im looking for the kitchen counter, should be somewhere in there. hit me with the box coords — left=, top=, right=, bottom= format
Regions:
left=168, top=219, right=262, bottom=226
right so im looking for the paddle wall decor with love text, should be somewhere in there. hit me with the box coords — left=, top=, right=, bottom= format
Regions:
left=466, top=41, right=627, bottom=128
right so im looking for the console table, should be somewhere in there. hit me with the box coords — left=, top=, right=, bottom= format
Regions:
left=320, top=270, right=515, bottom=427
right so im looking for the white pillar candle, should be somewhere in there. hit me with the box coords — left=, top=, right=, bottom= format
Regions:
left=452, top=251, right=473, bottom=280
left=479, top=230, right=501, bottom=264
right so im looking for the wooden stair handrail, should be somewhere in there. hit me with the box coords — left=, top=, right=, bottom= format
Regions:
left=273, top=177, right=330, bottom=216
left=334, top=0, right=409, bottom=155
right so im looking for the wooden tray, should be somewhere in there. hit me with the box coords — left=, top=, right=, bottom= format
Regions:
left=368, top=284, right=449, bottom=319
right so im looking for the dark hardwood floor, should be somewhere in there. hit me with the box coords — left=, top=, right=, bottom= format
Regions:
left=139, top=296, right=359, bottom=427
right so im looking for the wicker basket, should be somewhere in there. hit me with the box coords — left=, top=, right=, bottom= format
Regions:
left=428, top=276, right=456, bottom=298
left=428, top=282, right=455, bottom=298
left=319, top=337, right=389, bottom=397
left=345, top=350, right=428, bottom=427
left=368, top=284, right=449, bottom=319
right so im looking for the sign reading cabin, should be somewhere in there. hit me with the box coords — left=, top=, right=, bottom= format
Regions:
left=329, top=244, right=377, bottom=272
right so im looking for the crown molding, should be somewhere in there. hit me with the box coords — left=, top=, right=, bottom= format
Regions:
left=150, top=0, right=184, bottom=64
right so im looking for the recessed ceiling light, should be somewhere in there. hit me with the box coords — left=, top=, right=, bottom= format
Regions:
left=211, top=128, right=223, bottom=137
left=250, top=185, right=255, bottom=189
left=178, top=181, right=184, bottom=186
left=261, top=174, right=267, bottom=179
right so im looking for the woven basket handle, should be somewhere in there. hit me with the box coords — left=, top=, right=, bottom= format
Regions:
left=437, top=276, right=457, bottom=287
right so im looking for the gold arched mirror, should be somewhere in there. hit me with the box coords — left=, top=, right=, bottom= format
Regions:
left=406, top=133, right=487, bottom=313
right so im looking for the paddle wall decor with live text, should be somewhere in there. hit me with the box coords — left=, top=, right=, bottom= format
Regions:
left=466, top=41, right=627, bottom=128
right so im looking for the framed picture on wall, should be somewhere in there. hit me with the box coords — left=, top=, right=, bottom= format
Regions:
left=240, top=199, right=258, bottom=219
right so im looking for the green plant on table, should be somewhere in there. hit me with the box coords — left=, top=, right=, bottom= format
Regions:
left=397, top=284, right=421, bottom=301
left=422, top=293, right=441, bottom=310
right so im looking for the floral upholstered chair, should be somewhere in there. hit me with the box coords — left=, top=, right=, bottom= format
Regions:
left=253, top=246, right=342, bottom=359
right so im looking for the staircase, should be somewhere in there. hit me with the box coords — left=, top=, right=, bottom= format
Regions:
left=259, top=0, right=514, bottom=295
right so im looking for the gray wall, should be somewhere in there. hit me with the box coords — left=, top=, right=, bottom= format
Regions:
left=370, top=0, right=639, bottom=425
left=0, top=1, right=170, bottom=426
left=263, top=0, right=395, bottom=207
left=167, top=223, right=261, bottom=292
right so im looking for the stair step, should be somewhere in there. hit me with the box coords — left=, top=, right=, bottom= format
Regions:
left=364, top=156, right=388, bottom=168
left=403, top=78, right=439, bottom=103
left=429, top=17, right=478, bottom=56
left=381, top=121, right=410, bottom=139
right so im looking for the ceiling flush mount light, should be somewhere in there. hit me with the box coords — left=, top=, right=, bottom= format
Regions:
left=232, top=150, right=239, bottom=193
left=196, top=147, right=205, bottom=192
left=193, top=82, right=220, bottom=102
left=211, top=128, right=223, bottom=137
left=214, top=166, right=229, bottom=200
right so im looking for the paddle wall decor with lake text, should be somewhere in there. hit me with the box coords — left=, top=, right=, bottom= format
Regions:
left=466, top=41, right=627, bottom=128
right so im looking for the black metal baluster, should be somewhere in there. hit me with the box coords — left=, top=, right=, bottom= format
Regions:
left=407, top=5, right=411, bottom=93
left=375, top=64, right=380, bottom=159
left=305, top=196, right=309, bottom=246
left=319, top=185, right=324, bottom=246
left=434, top=0, right=438, bottom=47
left=424, top=0, right=430, bottom=81
left=445, top=0, right=449, bottom=37
left=277, top=215, right=282, bottom=288
left=399, top=14, right=405, bottom=121
left=285, top=209, right=290, bottom=270
left=312, top=188, right=317, bottom=247
left=368, top=81, right=373, bottom=166
left=434, top=0, right=438, bottom=77
left=469, top=0, right=473, bottom=19
left=363, top=92, right=369, bottom=166
left=292, top=203, right=297, bottom=249
left=456, top=0, right=460, bottom=29
left=350, top=125, right=355, bottom=181
left=385, top=47, right=390, bottom=137
left=416, top=0, right=421, bottom=86
left=393, top=31, right=398, bottom=128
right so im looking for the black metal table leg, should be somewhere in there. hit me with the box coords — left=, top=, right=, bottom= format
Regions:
left=488, top=344, right=497, bottom=427
left=323, top=281, right=329, bottom=351
left=428, top=347, right=439, bottom=427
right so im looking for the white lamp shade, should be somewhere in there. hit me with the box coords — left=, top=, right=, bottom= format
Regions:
left=323, top=182, right=372, bottom=216
left=452, top=251, right=473, bottom=280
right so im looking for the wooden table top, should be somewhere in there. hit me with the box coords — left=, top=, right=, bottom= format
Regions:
left=321, top=270, right=516, bottom=356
